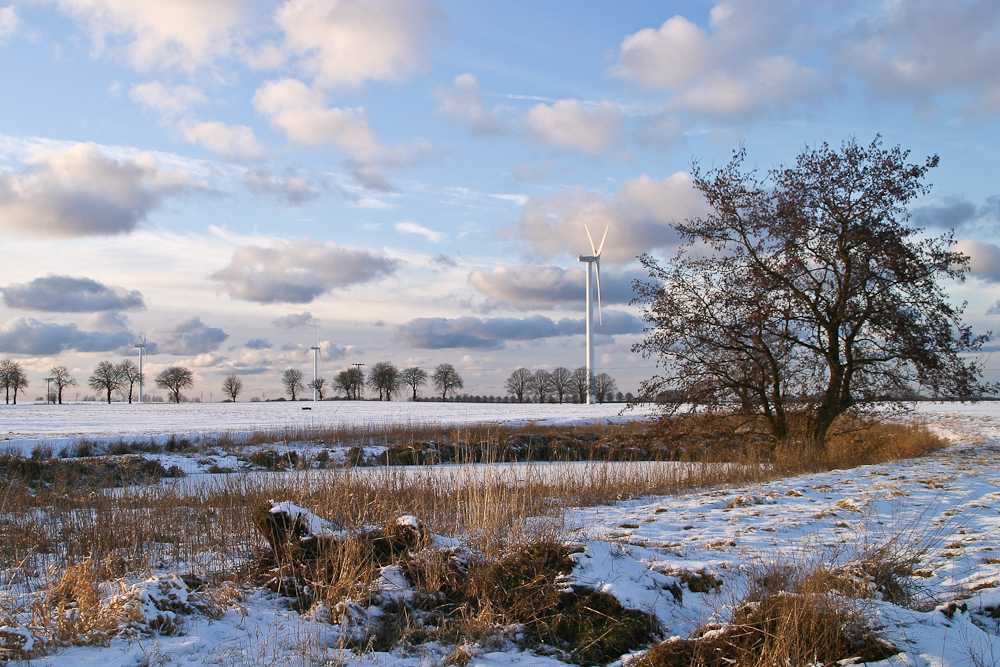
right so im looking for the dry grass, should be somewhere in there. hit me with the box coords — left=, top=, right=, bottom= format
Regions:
left=0, top=417, right=949, bottom=662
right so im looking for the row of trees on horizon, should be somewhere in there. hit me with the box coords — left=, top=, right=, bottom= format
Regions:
left=1, top=358, right=620, bottom=405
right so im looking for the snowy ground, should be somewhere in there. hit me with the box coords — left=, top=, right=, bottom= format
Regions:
left=7, top=401, right=1000, bottom=666
left=0, top=401, right=650, bottom=456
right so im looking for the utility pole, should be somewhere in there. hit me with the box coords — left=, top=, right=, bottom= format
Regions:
left=352, top=363, right=364, bottom=401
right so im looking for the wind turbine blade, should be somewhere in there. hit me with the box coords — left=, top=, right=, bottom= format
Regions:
left=585, top=225, right=597, bottom=256
left=595, top=258, right=603, bottom=325
left=596, top=225, right=609, bottom=257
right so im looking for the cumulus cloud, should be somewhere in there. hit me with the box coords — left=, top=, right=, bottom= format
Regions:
left=395, top=221, right=444, bottom=243
left=49, top=0, right=246, bottom=71
left=611, top=7, right=823, bottom=117
left=0, top=316, right=133, bottom=354
left=430, top=253, right=457, bottom=268
left=178, top=119, right=263, bottom=160
left=130, top=81, right=205, bottom=118
left=523, top=99, right=623, bottom=154
left=393, top=311, right=643, bottom=350
left=468, top=264, right=636, bottom=308
left=157, top=316, right=229, bottom=355
left=244, top=170, right=322, bottom=204
left=0, top=142, right=190, bottom=237
left=0, top=5, right=22, bottom=43
left=272, top=311, right=317, bottom=329
left=434, top=73, right=512, bottom=136
left=511, top=172, right=708, bottom=264
left=837, top=0, right=1000, bottom=113
left=273, top=0, right=441, bottom=88
left=953, top=239, right=1000, bottom=282
left=212, top=238, right=399, bottom=304
left=245, top=337, right=272, bottom=349
left=253, top=77, right=429, bottom=189
left=2, top=275, right=145, bottom=312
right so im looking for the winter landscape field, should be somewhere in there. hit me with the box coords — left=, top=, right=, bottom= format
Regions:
left=0, top=402, right=998, bottom=666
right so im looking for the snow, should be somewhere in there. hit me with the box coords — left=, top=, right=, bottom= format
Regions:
left=9, top=400, right=1000, bottom=666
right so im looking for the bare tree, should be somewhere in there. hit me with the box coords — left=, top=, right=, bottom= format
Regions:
left=334, top=367, right=365, bottom=399
left=282, top=368, right=305, bottom=400
left=1, top=359, right=29, bottom=405
left=592, top=373, right=618, bottom=404
left=50, top=366, right=77, bottom=405
left=156, top=366, right=194, bottom=403
left=634, top=137, right=993, bottom=446
left=368, top=361, right=401, bottom=401
left=222, top=374, right=243, bottom=401
left=116, top=359, right=142, bottom=404
left=570, top=366, right=591, bottom=404
left=527, top=370, right=552, bottom=403
left=400, top=367, right=428, bottom=401
left=504, top=368, right=531, bottom=403
left=432, top=363, right=464, bottom=400
left=308, top=377, right=326, bottom=400
left=89, top=361, right=120, bottom=404
left=549, top=366, right=572, bottom=404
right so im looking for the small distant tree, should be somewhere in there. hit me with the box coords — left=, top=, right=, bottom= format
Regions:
left=549, top=366, right=572, bottom=404
left=89, top=361, right=121, bottom=404
left=400, top=366, right=428, bottom=401
left=308, top=377, right=327, bottom=400
left=222, top=374, right=243, bottom=401
left=368, top=361, right=401, bottom=401
left=592, top=373, right=618, bottom=404
left=50, top=366, right=77, bottom=405
left=115, top=359, right=142, bottom=404
left=504, top=367, right=531, bottom=403
left=1, top=359, right=29, bottom=405
left=571, top=366, right=592, bottom=403
left=282, top=368, right=305, bottom=400
left=432, top=363, right=464, bottom=400
left=527, top=370, right=552, bottom=403
left=156, top=366, right=194, bottom=403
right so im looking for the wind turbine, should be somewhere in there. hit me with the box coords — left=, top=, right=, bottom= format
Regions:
left=578, top=225, right=607, bottom=405
left=135, top=332, right=146, bottom=404
left=310, top=329, right=321, bottom=401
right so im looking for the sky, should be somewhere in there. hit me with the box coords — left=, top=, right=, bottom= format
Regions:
left=1, top=0, right=1000, bottom=402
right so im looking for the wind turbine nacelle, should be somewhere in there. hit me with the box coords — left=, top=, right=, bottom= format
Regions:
left=579, top=255, right=597, bottom=262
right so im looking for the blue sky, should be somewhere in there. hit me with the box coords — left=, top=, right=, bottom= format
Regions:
left=1, top=0, right=1000, bottom=401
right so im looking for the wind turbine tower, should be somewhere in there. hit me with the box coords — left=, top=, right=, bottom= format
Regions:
left=311, top=330, right=321, bottom=401
left=578, top=225, right=607, bottom=405
left=135, top=334, right=146, bottom=404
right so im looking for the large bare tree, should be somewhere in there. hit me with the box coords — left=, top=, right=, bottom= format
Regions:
left=222, top=374, right=243, bottom=401
left=634, top=137, right=992, bottom=447
left=50, top=366, right=77, bottom=405
left=1, top=359, right=29, bottom=405
left=282, top=368, right=305, bottom=400
left=156, top=366, right=194, bottom=403
left=432, top=363, right=463, bottom=400
left=115, top=359, right=142, bottom=404
left=549, top=366, right=572, bottom=404
left=89, top=361, right=120, bottom=404
left=368, top=361, right=401, bottom=401
left=505, top=367, right=531, bottom=403
left=400, top=366, right=427, bottom=401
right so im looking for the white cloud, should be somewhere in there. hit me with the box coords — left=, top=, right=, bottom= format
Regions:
left=953, top=239, right=1000, bottom=282
left=178, top=119, right=264, bottom=160
left=0, top=142, right=190, bottom=237
left=511, top=172, right=709, bottom=264
left=274, top=0, right=441, bottom=88
left=0, top=5, right=22, bottom=43
left=523, top=99, right=623, bottom=154
left=394, top=221, right=444, bottom=243
left=244, top=170, right=321, bottom=204
left=611, top=5, right=823, bottom=117
left=468, top=264, right=636, bottom=308
left=211, top=237, right=399, bottom=304
left=434, top=73, right=512, bottom=136
left=2, top=275, right=145, bottom=312
left=253, top=77, right=430, bottom=189
left=0, top=316, right=133, bottom=354
left=157, top=316, right=229, bottom=355
left=49, top=0, right=247, bottom=71
left=130, top=81, right=206, bottom=118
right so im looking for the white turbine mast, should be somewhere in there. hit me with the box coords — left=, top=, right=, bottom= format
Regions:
left=135, top=332, right=147, bottom=404
left=578, top=225, right=607, bottom=405
left=310, top=329, right=321, bottom=401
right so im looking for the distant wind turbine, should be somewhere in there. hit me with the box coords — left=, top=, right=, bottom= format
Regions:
left=578, top=225, right=607, bottom=405
left=310, top=329, right=321, bottom=402
left=135, top=332, right=147, bottom=404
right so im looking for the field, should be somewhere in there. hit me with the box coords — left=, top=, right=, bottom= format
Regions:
left=1, top=402, right=999, bottom=666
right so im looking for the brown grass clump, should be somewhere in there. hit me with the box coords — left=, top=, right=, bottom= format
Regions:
left=636, top=560, right=898, bottom=667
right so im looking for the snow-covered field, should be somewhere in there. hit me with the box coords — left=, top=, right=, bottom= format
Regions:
left=0, top=401, right=650, bottom=455
left=7, top=401, right=1000, bottom=666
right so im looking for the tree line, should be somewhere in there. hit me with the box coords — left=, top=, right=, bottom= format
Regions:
left=503, top=366, right=617, bottom=404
